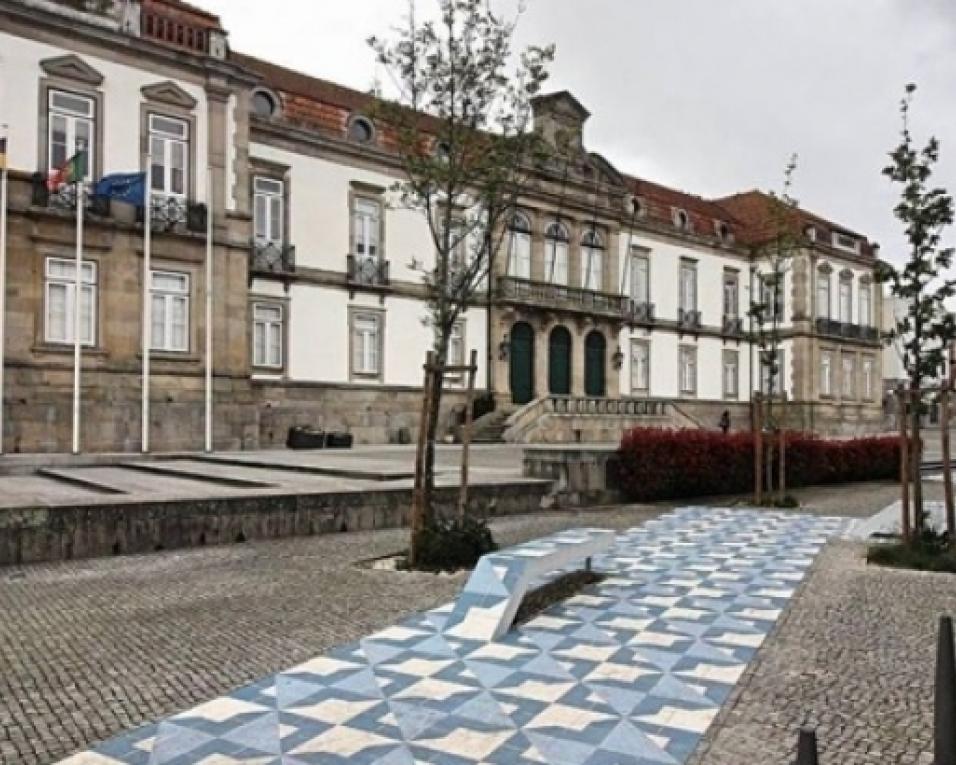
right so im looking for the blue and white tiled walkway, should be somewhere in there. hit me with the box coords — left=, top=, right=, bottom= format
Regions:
left=62, top=507, right=846, bottom=765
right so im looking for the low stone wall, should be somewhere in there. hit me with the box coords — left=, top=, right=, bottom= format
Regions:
left=254, top=381, right=475, bottom=447
left=0, top=480, right=551, bottom=566
left=524, top=446, right=620, bottom=506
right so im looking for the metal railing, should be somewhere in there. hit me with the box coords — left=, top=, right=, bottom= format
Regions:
left=347, top=255, right=390, bottom=287
left=815, top=317, right=880, bottom=343
left=678, top=307, right=703, bottom=330
left=251, top=240, right=296, bottom=273
left=722, top=315, right=745, bottom=336
left=624, top=300, right=656, bottom=325
left=498, top=275, right=629, bottom=317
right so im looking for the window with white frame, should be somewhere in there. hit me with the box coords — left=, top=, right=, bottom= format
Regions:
left=817, top=267, right=831, bottom=320
left=679, top=345, right=697, bottom=395
left=821, top=350, right=833, bottom=396
left=723, top=350, right=739, bottom=398
left=630, top=247, right=650, bottom=304
left=841, top=353, right=855, bottom=398
left=679, top=260, right=697, bottom=313
left=859, top=280, right=872, bottom=327
left=760, top=274, right=783, bottom=321
left=832, top=231, right=860, bottom=253
left=149, top=114, right=189, bottom=198
left=352, top=197, right=382, bottom=262
left=760, top=349, right=785, bottom=396
left=48, top=90, right=94, bottom=179
left=253, top=177, right=284, bottom=246
left=723, top=269, right=739, bottom=319
left=351, top=312, right=382, bottom=377
left=45, top=257, right=96, bottom=345
left=507, top=213, right=532, bottom=280
left=580, top=229, right=604, bottom=291
left=253, top=303, right=283, bottom=368
left=544, top=222, right=569, bottom=285
left=150, top=270, right=189, bottom=352
left=839, top=276, right=852, bottom=324
left=862, top=356, right=875, bottom=400
left=446, top=321, right=465, bottom=382
left=630, top=339, right=650, bottom=394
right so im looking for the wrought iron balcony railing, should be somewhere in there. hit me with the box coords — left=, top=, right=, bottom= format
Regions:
left=816, top=317, right=880, bottom=343
left=251, top=240, right=296, bottom=274
left=347, top=255, right=390, bottom=287
left=624, top=300, right=656, bottom=325
left=497, top=276, right=629, bottom=318
left=678, top=307, right=703, bottom=331
left=722, top=315, right=745, bottom=336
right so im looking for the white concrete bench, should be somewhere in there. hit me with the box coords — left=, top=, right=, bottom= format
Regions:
left=441, top=527, right=615, bottom=642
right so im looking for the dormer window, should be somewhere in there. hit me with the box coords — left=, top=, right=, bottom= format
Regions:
left=805, top=225, right=817, bottom=242
left=715, top=221, right=733, bottom=243
left=832, top=231, right=860, bottom=254
left=673, top=208, right=690, bottom=232
left=252, top=89, right=278, bottom=119
left=434, top=140, right=451, bottom=161
left=348, top=115, right=375, bottom=144
left=628, top=195, right=645, bottom=218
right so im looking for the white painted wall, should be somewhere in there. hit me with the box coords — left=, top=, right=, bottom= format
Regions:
left=286, top=283, right=487, bottom=388
left=0, top=32, right=211, bottom=202
left=250, top=142, right=437, bottom=279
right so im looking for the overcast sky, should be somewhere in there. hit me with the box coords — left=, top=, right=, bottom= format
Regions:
left=203, top=0, right=956, bottom=270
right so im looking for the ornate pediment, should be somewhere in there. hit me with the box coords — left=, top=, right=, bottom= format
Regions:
left=40, top=54, right=104, bottom=86
left=141, top=81, right=198, bottom=110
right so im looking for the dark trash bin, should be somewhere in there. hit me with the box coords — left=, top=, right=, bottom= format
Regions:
left=325, top=432, right=354, bottom=449
left=287, top=426, right=326, bottom=449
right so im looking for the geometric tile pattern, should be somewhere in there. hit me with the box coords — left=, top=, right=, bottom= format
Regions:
left=443, top=527, right=616, bottom=642
left=58, top=507, right=847, bottom=765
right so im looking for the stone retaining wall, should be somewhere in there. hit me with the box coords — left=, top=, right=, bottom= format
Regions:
left=0, top=480, right=551, bottom=566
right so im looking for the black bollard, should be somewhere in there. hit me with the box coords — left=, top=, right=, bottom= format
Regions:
left=937, top=616, right=956, bottom=765
left=796, top=728, right=819, bottom=765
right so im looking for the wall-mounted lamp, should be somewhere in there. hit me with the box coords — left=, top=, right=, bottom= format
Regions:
left=612, top=346, right=625, bottom=370
left=498, top=333, right=511, bottom=361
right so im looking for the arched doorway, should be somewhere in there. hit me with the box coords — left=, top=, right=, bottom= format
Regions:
left=509, top=322, right=535, bottom=404
left=548, top=326, right=572, bottom=395
left=584, top=331, right=606, bottom=397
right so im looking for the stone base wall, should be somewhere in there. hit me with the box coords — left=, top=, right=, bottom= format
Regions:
left=253, top=381, right=477, bottom=448
left=0, top=480, right=551, bottom=566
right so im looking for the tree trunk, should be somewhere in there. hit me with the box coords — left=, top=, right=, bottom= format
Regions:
left=754, top=394, right=763, bottom=505
left=458, top=349, right=478, bottom=521
left=778, top=412, right=787, bottom=503
left=911, top=385, right=924, bottom=534
left=410, top=351, right=436, bottom=567
left=421, top=361, right=445, bottom=524
left=942, top=388, right=955, bottom=544
left=899, top=386, right=911, bottom=543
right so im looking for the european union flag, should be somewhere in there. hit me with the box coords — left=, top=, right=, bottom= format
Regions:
left=93, top=172, right=147, bottom=206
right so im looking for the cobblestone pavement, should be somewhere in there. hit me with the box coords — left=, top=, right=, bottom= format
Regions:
left=689, top=540, right=956, bottom=765
left=0, top=479, right=940, bottom=765
left=0, top=507, right=660, bottom=765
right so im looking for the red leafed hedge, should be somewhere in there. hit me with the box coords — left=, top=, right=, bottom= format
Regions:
left=615, top=428, right=900, bottom=502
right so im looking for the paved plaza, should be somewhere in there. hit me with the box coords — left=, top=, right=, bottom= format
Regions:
left=1, top=481, right=953, bottom=765
left=0, top=445, right=530, bottom=510
left=59, top=508, right=847, bottom=765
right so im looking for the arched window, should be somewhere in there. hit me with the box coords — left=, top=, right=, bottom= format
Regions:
left=507, top=212, right=532, bottom=280
left=859, top=277, right=873, bottom=327
left=347, top=115, right=375, bottom=144
left=816, top=264, right=832, bottom=320
left=581, top=228, right=604, bottom=291
left=545, top=222, right=569, bottom=286
left=673, top=208, right=690, bottom=231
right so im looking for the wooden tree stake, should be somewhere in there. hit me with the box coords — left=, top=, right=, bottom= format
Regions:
left=898, top=386, right=911, bottom=543
left=458, top=349, right=479, bottom=521
left=942, top=388, right=955, bottom=544
left=754, top=393, right=763, bottom=505
left=410, top=351, right=436, bottom=567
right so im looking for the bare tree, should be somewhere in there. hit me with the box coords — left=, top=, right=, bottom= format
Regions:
left=879, top=84, right=955, bottom=537
left=369, top=0, right=553, bottom=564
left=749, top=155, right=801, bottom=501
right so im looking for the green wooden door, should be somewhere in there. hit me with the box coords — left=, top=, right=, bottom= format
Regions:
left=584, top=331, right=606, bottom=397
left=510, top=322, right=535, bottom=404
left=548, top=326, right=572, bottom=395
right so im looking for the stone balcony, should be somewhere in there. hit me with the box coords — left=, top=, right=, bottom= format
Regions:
left=815, top=317, right=880, bottom=344
left=497, top=275, right=629, bottom=320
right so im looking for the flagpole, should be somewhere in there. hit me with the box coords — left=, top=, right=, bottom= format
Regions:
left=72, top=177, right=83, bottom=455
left=142, top=157, right=152, bottom=453
left=0, top=131, right=8, bottom=457
left=204, top=166, right=213, bottom=453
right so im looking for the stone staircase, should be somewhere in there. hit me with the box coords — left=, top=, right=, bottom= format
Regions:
left=470, top=406, right=518, bottom=443
left=502, top=395, right=689, bottom=444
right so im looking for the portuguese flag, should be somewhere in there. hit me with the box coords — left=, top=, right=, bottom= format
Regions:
left=47, top=151, right=87, bottom=192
